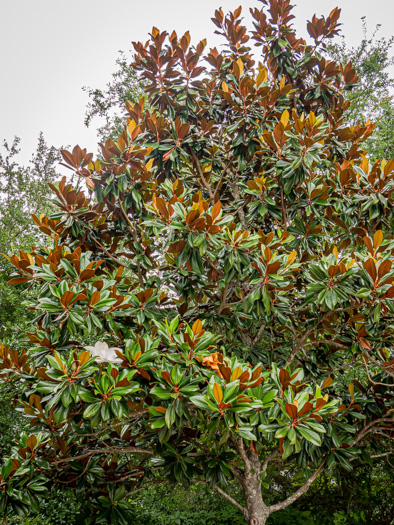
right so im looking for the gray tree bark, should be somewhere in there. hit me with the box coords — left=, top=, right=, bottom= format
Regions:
left=235, top=439, right=326, bottom=525
left=236, top=439, right=270, bottom=525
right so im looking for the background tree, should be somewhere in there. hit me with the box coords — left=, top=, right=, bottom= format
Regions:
left=0, top=135, right=72, bottom=522
left=83, top=51, right=145, bottom=143
left=0, top=2, right=394, bottom=525
left=0, top=133, right=60, bottom=344
left=328, top=19, right=394, bottom=159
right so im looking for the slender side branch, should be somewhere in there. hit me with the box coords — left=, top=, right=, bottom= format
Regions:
left=286, top=307, right=355, bottom=366
left=364, top=350, right=394, bottom=378
left=236, top=438, right=250, bottom=471
left=52, top=446, right=153, bottom=465
left=354, top=414, right=394, bottom=445
left=268, top=460, right=326, bottom=514
left=71, top=410, right=148, bottom=438
left=280, top=188, right=288, bottom=228
left=362, top=355, right=394, bottom=386
left=91, top=237, right=125, bottom=268
left=194, top=479, right=246, bottom=517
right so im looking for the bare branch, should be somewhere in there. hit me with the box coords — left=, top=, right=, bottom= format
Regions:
left=280, top=188, right=288, bottom=228
left=91, top=237, right=125, bottom=268
left=354, top=414, right=394, bottom=445
left=371, top=451, right=393, bottom=459
left=236, top=438, right=251, bottom=472
left=286, top=307, right=355, bottom=366
left=52, top=446, right=153, bottom=465
left=71, top=410, right=148, bottom=438
left=268, top=460, right=326, bottom=514
left=194, top=479, right=246, bottom=516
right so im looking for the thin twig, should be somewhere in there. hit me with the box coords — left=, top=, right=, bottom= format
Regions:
left=286, top=307, right=356, bottom=366
left=261, top=449, right=279, bottom=473
left=71, top=410, right=148, bottom=438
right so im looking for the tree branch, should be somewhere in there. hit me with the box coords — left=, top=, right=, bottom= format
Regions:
left=231, top=180, right=248, bottom=231
left=261, top=449, right=279, bottom=473
left=363, top=350, right=394, bottom=378
left=217, top=283, right=229, bottom=314
left=91, top=237, right=125, bottom=268
left=354, top=414, right=394, bottom=445
left=190, top=149, right=214, bottom=199
left=252, top=322, right=267, bottom=346
left=268, top=459, right=326, bottom=514
left=52, top=446, right=153, bottom=465
left=194, top=479, right=246, bottom=516
left=286, top=307, right=355, bottom=366
left=119, top=202, right=145, bottom=287
left=236, top=438, right=251, bottom=472
left=361, top=355, right=394, bottom=386
left=213, top=159, right=233, bottom=199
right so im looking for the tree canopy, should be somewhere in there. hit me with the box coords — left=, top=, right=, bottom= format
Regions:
left=0, top=2, right=393, bottom=524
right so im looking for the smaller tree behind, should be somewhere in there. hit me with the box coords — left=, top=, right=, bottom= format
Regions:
left=328, top=18, right=394, bottom=159
left=83, top=51, right=145, bottom=143
left=0, top=133, right=60, bottom=344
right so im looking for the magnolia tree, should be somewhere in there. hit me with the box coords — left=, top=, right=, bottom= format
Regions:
left=1, top=1, right=394, bottom=524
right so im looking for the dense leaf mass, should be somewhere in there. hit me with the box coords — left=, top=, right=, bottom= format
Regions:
left=0, top=1, right=393, bottom=524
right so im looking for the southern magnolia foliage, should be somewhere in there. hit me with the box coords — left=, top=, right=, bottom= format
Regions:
left=0, top=0, right=393, bottom=522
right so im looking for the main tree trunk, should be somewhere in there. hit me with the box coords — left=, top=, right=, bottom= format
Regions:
left=239, top=447, right=270, bottom=525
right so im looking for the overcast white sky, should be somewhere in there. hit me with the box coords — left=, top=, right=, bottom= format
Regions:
left=1, top=0, right=393, bottom=165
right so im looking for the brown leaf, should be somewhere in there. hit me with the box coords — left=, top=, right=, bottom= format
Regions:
left=161, top=371, right=172, bottom=384
left=321, top=377, right=333, bottom=389
left=285, top=403, right=298, bottom=419
left=7, top=277, right=30, bottom=285
left=298, top=402, right=313, bottom=417
left=364, top=258, right=376, bottom=282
